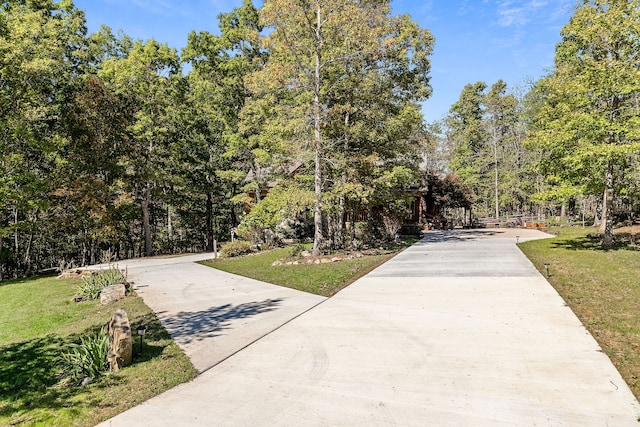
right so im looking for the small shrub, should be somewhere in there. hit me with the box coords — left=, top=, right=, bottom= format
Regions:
left=76, top=266, right=126, bottom=301
left=382, top=215, right=403, bottom=243
left=290, top=243, right=307, bottom=258
left=236, top=217, right=266, bottom=244
left=220, top=240, right=254, bottom=258
left=60, top=330, right=109, bottom=383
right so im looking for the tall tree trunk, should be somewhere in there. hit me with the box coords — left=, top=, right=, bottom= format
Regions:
left=13, top=207, right=18, bottom=275
left=227, top=185, right=238, bottom=227
left=142, top=183, right=153, bottom=257
left=599, top=189, right=607, bottom=234
left=23, top=231, right=32, bottom=273
left=81, top=236, right=87, bottom=266
left=0, top=236, right=3, bottom=281
left=206, top=192, right=214, bottom=252
left=493, top=138, right=499, bottom=220
left=601, top=165, right=614, bottom=250
left=593, top=195, right=602, bottom=227
left=311, top=2, right=324, bottom=257
left=167, top=204, right=173, bottom=243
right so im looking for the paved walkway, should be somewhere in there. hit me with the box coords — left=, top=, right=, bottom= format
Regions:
left=99, top=229, right=640, bottom=426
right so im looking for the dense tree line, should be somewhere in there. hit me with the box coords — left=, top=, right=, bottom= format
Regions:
left=439, top=79, right=545, bottom=222
left=0, top=0, right=436, bottom=278
left=2, top=0, right=638, bottom=279
left=0, top=0, right=265, bottom=278
left=439, top=0, right=640, bottom=249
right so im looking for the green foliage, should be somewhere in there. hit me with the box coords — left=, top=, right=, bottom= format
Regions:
left=289, top=243, right=307, bottom=258
left=0, top=0, right=442, bottom=277
left=250, top=0, right=434, bottom=254
left=445, top=79, right=535, bottom=218
left=220, top=240, right=254, bottom=258
left=528, top=0, right=640, bottom=247
left=238, top=185, right=315, bottom=244
left=424, top=172, right=475, bottom=210
left=99, top=38, right=182, bottom=257
left=0, top=0, right=87, bottom=278
left=59, top=330, right=109, bottom=383
left=0, top=275, right=197, bottom=426
left=76, top=275, right=105, bottom=301
left=76, top=267, right=126, bottom=301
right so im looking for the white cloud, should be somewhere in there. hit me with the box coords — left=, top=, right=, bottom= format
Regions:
left=496, top=0, right=545, bottom=27
left=495, top=0, right=573, bottom=28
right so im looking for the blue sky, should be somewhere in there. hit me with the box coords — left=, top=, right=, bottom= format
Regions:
left=74, top=0, right=575, bottom=123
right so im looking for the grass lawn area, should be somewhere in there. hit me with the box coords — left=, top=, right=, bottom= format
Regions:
left=200, top=244, right=408, bottom=297
left=0, top=275, right=197, bottom=427
left=519, top=226, right=640, bottom=399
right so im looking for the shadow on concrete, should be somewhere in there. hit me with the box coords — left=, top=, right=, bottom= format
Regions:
left=158, top=299, right=284, bottom=343
left=416, top=230, right=503, bottom=244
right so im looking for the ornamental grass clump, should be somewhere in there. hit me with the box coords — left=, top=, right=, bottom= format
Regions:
left=76, top=267, right=126, bottom=301
left=60, top=330, right=109, bottom=384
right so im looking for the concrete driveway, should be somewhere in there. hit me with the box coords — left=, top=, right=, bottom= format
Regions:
left=100, top=229, right=640, bottom=426
left=116, top=253, right=326, bottom=372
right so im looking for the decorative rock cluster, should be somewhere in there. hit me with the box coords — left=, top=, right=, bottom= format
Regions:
left=272, top=252, right=364, bottom=266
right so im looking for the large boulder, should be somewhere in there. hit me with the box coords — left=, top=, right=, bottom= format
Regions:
left=100, top=283, right=126, bottom=305
left=105, top=308, right=133, bottom=371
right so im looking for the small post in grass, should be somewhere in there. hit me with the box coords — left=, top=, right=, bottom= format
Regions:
left=544, top=263, right=550, bottom=278
left=136, top=324, right=147, bottom=355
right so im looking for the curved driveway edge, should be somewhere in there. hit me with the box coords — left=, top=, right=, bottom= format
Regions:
left=120, top=253, right=326, bottom=372
left=100, top=230, right=640, bottom=426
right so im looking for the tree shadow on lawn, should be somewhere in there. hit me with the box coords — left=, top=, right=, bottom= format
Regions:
left=0, top=311, right=172, bottom=424
left=157, top=298, right=283, bottom=344
left=0, top=334, right=106, bottom=424
left=551, top=232, right=639, bottom=251
left=131, top=312, right=175, bottom=363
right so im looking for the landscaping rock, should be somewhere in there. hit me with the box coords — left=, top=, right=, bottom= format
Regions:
left=100, top=283, right=126, bottom=305
left=105, top=308, right=133, bottom=371
left=58, top=269, right=88, bottom=279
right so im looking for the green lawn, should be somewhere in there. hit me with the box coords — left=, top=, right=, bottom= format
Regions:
left=0, top=275, right=197, bottom=427
left=200, top=246, right=401, bottom=297
left=519, top=226, right=640, bottom=399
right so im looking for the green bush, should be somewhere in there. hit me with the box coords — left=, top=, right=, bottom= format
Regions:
left=289, top=243, right=307, bottom=258
left=60, top=330, right=109, bottom=383
left=220, top=240, right=254, bottom=258
left=76, top=267, right=126, bottom=301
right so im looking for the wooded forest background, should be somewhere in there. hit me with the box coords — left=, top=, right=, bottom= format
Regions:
left=1, top=0, right=639, bottom=279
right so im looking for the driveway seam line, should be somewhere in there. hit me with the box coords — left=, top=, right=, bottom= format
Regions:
left=197, top=293, right=329, bottom=375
